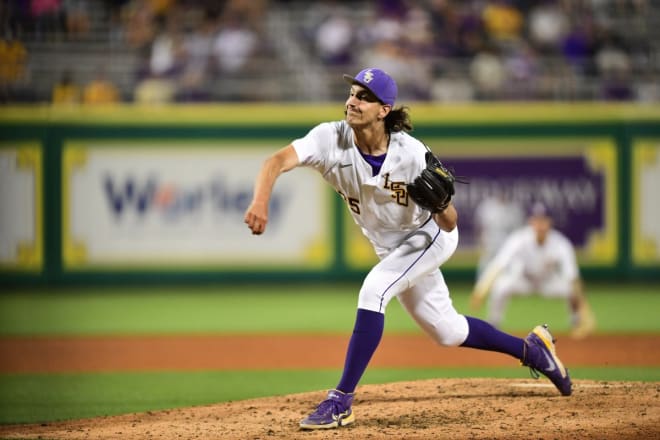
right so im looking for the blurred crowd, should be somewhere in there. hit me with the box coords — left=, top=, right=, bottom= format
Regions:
left=298, top=0, right=657, bottom=102
left=0, top=0, right=658, bottom=104
left=127, top=0, right=270, bottom=103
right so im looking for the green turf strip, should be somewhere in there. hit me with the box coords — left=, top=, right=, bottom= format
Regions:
left=1, top=367, right=658, bottom=424
left=0, top=283, right=658, bottom=336
left=0, top=283, right=657, bottom=424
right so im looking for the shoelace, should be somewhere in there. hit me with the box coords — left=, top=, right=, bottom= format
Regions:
left=313, top=399, right=342, bottom=417
left=528, top=367, right=541, bottom=379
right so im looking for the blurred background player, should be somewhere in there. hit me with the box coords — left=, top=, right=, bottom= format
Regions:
left=470, top=202, right=596, bottom=338
left=474, top=190, right=525, bottom=278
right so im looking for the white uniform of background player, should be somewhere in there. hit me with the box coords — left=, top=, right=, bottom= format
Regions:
left=474, top=192, right=525, bottom=277
left=471, top=203, right=596, bottom=338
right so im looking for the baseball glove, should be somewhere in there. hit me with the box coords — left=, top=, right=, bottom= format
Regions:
left=407, top=152, right=457, bottom=213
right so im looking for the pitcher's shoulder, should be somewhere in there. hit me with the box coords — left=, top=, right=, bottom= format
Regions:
left=393, top=131, right=428, bottom=153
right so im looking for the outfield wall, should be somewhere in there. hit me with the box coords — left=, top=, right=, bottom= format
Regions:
left=1, top=104, right=659, bottom=285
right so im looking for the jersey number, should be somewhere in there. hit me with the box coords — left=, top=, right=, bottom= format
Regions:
left=338, top=191, right=360, bottom=214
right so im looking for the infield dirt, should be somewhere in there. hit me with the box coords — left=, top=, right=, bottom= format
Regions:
left=0, top=333, right=658, bottom=439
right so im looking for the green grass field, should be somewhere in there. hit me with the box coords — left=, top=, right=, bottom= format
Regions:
left=0, top=282, right=658, bottom=424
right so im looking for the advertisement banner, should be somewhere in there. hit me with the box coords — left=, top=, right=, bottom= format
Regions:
left=0, top=143, right=42, bottom=271
left=62, top=141, right=333, bottom=270
left=345, top=138, right=618, bottom=270
left=632, top=139, right=660, bottom=266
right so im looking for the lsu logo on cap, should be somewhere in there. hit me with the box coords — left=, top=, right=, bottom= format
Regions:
left=363, top=69, right=374, bottom=83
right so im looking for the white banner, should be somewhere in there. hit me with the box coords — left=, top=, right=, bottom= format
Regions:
left=0, top=144, right=42, bottom=271
left=632, top=140, right=660, bottom=265
left=62, top=141, right=332, bottom=270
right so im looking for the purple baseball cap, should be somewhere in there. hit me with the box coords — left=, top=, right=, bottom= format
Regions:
left=528, top=202, right=552, bottom=219
left=343, top=68, right=398, bottom=106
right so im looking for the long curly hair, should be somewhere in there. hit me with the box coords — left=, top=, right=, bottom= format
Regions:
left=385, top=106, right=413, bottom=133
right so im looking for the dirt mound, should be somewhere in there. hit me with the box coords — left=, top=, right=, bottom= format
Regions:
left=1, top=378, right=658, bottom=440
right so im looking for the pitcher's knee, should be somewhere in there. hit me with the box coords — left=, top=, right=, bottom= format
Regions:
left=357, top=271, right=409, bottom=313
left=432, top=314, right=469, bottom=346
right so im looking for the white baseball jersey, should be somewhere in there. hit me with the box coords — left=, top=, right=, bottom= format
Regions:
left=474, top=196, right=525, bottom=276
left=292, top=120, right=431, bottom=255
left=485, top=225, right=579, bottom=287
left=292, top=120, right=469, bottom=346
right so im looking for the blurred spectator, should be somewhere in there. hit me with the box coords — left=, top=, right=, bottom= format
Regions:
left=148, top=15, right=185, bottom=77
left=527, top=2, right=569, bottom=54
left=360, top=39, right=432, bottom=101
left=601, top=70, right=635, bottom=100
left=635, top=72, right=660, bottom=103
left=134, top=74, right=176, bottom=104
left=469, top=46, right=506, bottom=99
left=83, top=68, right=120, bottom=104
left=211, top=11, right=259, bottom=74
left=595, top=33, right=631, bottom=78
left=427, top=0, right=461, bottom=57
left=0, top=36, right=27, bottom=85
left=561, top=20, right=599, bottom=76
left=431, top=68, right=475, bottom=102
left=147, top=0, right=175, bottom=18
left=121, top=0, right=158, bottom=50
left=0, top=35, right=27, bottom=102
left=31, top=0, right=65, bottom=41
left=357, top=1, right=405, bottom=47
left=51, top=70, right=80, bottom=104
left=594, top=31, right=635, bottom=100
left=452, top=4, right=488, bottom=58
left=103, top=0, right=131, bottom=43
left=314, top=6, right=353, bottom=65
left=62, top=0, right=90, bottom=39
left=177, top=9, right=217, bottom=101
left=1, top=1, right=30, bottom=38
left=401, top=5, right=435, bottom=57
left=503, top=41, right=540, bottom=99
left=222, top=0, right=268, bottom=34
left=481, top=0, right=523, bottom=45
left=375, top=0, right=408, bottom=18
left=299, top=0, right=335, bottom=44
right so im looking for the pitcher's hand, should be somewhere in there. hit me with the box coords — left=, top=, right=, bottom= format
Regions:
left=244, top=201, right=268, bottom=235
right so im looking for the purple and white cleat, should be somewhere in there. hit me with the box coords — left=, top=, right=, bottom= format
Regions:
left=299, top=389, right=355, bottom=429
left=522, top=324, right=572, bottom=396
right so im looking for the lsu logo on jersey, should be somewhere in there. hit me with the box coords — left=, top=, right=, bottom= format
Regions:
left=338, top=173, right=409, bottom=216
left=383, top=173, right=408, bottom=206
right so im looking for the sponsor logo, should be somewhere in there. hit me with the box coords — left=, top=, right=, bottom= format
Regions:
left=103, top=175, right=285, bottom=223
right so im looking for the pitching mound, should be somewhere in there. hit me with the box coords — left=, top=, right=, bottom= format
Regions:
left=1, top=378, right=658, bottom=439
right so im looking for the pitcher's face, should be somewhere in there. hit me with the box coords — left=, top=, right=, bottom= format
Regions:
left=345, top=85, right=391, bottom=128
